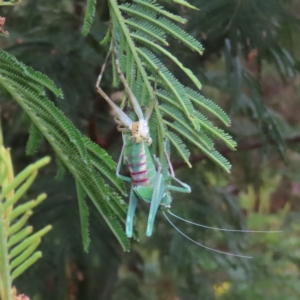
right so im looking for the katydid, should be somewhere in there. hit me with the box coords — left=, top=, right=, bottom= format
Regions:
left=95, top=49, right=281, bottom=258
left=96, top=49, right=191, bottom=238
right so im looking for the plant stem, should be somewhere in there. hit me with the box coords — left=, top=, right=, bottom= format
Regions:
left=0, top=142, right=14, bottom=300
left=0, top=202, right=12, bottom=300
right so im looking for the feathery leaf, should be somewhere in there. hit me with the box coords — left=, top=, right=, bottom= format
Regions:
left=82, top=0, right=97, bottom=36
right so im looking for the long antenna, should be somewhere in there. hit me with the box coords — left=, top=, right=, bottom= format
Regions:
left=163, top=212, right=253, bottom=259
left=168, top=211, right=282, bottom=233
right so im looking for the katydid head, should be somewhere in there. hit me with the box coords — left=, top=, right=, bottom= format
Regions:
left=131, top=120, right=152, bottom=145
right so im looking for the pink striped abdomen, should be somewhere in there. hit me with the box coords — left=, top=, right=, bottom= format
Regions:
left=128, top=144, right=150, bottom=186
left=127, top=143, right=151, bottom=185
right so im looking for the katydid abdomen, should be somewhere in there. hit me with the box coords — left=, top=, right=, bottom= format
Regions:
left=125, top=140, right=160, bottom=237
left=127, top=141, right=156, bottom=188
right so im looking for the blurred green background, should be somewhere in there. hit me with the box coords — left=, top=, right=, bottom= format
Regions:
left=1, top=0, right=300, bottom=299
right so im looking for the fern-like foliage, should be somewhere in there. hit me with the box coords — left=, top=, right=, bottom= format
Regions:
left=0, top=49, right=130, bottom=251
left=84, top=0, right=236, bottom=173
left=0, top=143, right=51, bottom=300
left=82, top=0, right=97, bottom=36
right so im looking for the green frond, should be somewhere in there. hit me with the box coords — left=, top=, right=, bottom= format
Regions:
left=149, top=112, right=158, bottom=156
left=55, top=155, right=67, bottom=181
left=164, top=120, right=232, bottom=172
left=0, top=49, right=30, bottom=75
left=166, top=131, right=191, bottom=168
left=133, top=0, right=187, bottom=24
left=82, top=0, right=97, bottom=36
left=131, top=33, right=202, bottom=89
left=26, top=123, right=43, bottom=156
left=161, top=0, right=199, bottom=10
left=186, top=87, right=231, bottom=126
left=156, top=89, right=196, bottom=126
left=84, top=138, right=126, bottom=195
left=131, top=31, right=161, bottom=45
left=26, top=68, right=63, bottom=99
left=137, top=48, right=198, bottom=128
left=166, top=118, right=211, bottom=151
left=100, top=27, right=112, bottom=46
left=196, top=131, right=214, bottom=150
left=159, top=103, right=213, bottom=150
left=120, top=2, right=157, bottom=19
left=106, top=187, right=128, bottom=223
left=174, top=0, right=199, bottom=10
left=125, top=43, right=135, bottom=87
left=75, top=179, right=90, bottom=253
left=0, top=66, right=45, bottom=96
left=0, top=49, right=63, bottom=98
left=77, top=172, right=130, bottom=251
left=157, top=18, right=203, bottom=54
left=18, top=86, right=91, bottom=168
left=0, top=151, right=51, bottom=299
left=119, top=4, right=203, bottom=54
left=100, top=186, right=127, bottom=223
left=125, top=19, right=169, bottom=46
left=0, top=49, right=130, bottom=250
left=195, top=111, right=237, bottom=150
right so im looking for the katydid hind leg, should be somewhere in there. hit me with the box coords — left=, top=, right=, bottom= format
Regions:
left=145, top=70, right=159, bottom=122
left=145, top=97, right=155, bottom=122
left=168, top=181, right=191, bottom=193
left=126, top=185, right=138, bottom=238
left=113, top=48, right=145, bottom=122
left=146, top=168, right=165, bottom=236
left=96, top=51, right=133, bottom=129
left=96, top=49, right=111, bottom=89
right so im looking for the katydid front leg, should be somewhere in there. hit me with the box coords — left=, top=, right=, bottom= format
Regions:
left=145, top=68, right=159, bottom=122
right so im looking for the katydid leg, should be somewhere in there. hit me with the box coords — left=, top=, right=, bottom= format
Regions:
left=116, top=141, right=132, bottom=182
left=145, top=68, right=159, bottom=122
left=164, top=148, right=191, bottom=193
left=146, top=165, right=165, bottom=236
left=113, top=48, right=145, bottom=122
left=96, top=51, right=133, bottom=129
left=145, top=97, right=155, bottom=122
left=168, top=182, right=191, bottom=193
left=145, top=78, right=157, bottom=122
left=126, top=184, right=138, bottom=238
left=96, top=50, right=111, bottom=90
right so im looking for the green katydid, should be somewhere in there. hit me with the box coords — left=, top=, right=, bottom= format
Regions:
left=96, top=49, right=191, bottom=238
left=95, top=49, right=282, bottom=258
